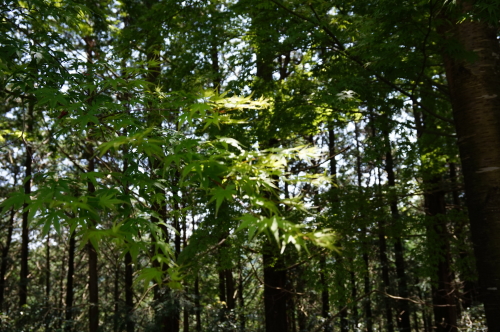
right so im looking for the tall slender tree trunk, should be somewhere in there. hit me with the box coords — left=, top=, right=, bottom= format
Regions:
left=113, top=263, right=120, bottom=332
left=237, top=257, right=245, bottom=332
left=319, top=257, right=332, bottom=332
left=0, top=169, right=17, bottom=309
left=354, top=122, right=373, bottom=332
left=65, top=232, right=75, bottom=332
left=125, top=252, right=135, bottom=332
left=350, top=271, right=359, bottom=330
left=83, top=35, right=99, bottom=332
left=194, top=276, right=201, bottom=332
left=45, top=234, right=52, bottom=331
left=439, top=2, right=500, bottom=330
left=20, top=100, right=33, bottom=307
left=424, top=180, right=457, bottom=332
left=449, top=162, right=476, bottom=310
left=378, top=220, right=394, bottom=332
left=382, top=128, right=412, bottom=332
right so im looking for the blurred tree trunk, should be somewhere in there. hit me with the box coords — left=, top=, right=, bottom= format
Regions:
left=440, top=2, right=500, bottom=329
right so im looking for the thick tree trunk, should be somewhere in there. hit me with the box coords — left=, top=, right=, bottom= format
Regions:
left=263, top=240, right=288, bottom=332
left=440, top=2, right=500, bottom=330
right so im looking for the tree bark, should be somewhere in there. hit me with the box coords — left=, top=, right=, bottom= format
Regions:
left=440, top=2, right=500, bottom=329
left=45, top=234, right=51, bottom=331
left=0, top=206, right=15, bottom=310
left=20, top=100, right=33, bottom=307
left=263, top=243, right=288, bottom=332
left=194, top=276, right=201, bottom=332
left=424, top=179, right=458, bottom=332
left=382, top=125, right=412, bottom=332
left=319, top=257, right=332, bottom=332
left=65, top=232, right=75, bottom=332
left=354, top=122, right=373, bottom=332
left=125, top=252, right=135, bottom=332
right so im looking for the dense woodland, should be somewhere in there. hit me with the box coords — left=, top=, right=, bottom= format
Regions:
left=1, top=0, right=500, bottom=331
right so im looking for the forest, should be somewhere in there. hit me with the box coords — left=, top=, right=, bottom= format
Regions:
left=1, top=0, right=500, bottom=331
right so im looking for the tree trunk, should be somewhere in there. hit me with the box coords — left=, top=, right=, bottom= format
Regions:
left=20, top=100, right=33, bottom=307
left=320, top=257, right=332, bottom=332
left=0, top=206, right=15, bottom=309
left=378, top=217, right=394, bottom=332
left=125, top=252, right=135, bottom=332
left=440, top=2, right=500, bottom=330
left=354, top=122, right=373, bottom=332
left=449, top=162, right=477, bottom=310
left=45, top=234, right=51, bottom=331
left=84, top=35, right=99, bottom=332
left=194, top=276, right=201, bottom=332
left=382, top=127, right=412, bottom=332
left=237, top=260, right=245, bottom=332
left=65, top=232, right=75, bottom=332
left=113, top=263, right=119, bottom=332
left=263, top=240, right=288, bottom=332
left=424, top=179, right=458, bottom=332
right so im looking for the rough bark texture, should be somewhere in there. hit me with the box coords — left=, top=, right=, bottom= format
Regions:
left=440, top=1, right=500, bottom=329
